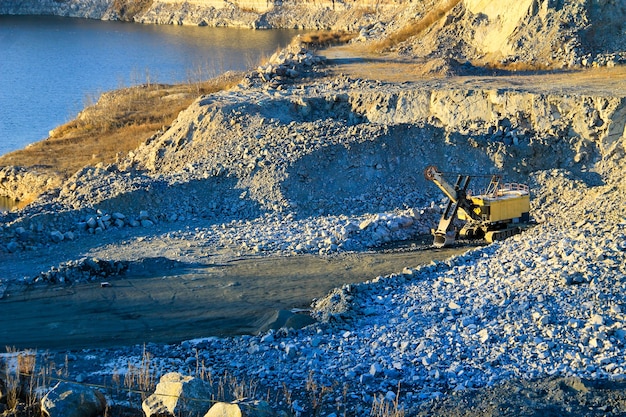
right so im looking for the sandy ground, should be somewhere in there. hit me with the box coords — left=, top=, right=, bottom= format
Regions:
left=319, top=45, right=626, bottom=95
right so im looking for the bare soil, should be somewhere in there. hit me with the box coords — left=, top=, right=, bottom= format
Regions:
left=0, top=244, right=467, bottom=350
left=320, top=44, right=626, bottom=95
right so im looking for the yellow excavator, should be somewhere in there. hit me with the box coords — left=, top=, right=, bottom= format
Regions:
left=424, top=165, right=530, bottom=247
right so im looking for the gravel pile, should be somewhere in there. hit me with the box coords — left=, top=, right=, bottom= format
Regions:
left=79, top=171, right=625, bottom=416
left=15, top=207, right=438, bottom=285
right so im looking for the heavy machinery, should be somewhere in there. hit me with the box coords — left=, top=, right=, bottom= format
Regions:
left=424, top=165, right=530, bottom=247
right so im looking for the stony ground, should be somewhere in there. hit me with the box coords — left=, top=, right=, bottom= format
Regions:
left=1, top=45, right=625, bottom=416
left=1, top=0, right=626, bottom=416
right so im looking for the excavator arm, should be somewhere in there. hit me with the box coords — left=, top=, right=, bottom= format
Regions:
left=424, top=165, right=480, bottom=247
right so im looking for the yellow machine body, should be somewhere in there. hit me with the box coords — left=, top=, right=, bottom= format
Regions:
left=459, top=188, right=530, bottom=223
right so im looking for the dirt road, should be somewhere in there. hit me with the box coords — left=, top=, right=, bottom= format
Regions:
left=1, top=245, right=467, bottom=350
left=320, top=45, right=626, bottom=96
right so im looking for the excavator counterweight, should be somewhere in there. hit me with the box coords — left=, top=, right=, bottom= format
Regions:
left=424, top=165, right=530, bottom=247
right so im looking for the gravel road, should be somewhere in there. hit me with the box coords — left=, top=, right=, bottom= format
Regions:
left=0, top=244, right=466, bottom=349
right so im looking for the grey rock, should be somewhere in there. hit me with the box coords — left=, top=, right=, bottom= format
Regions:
left=142, top=372, right=213, bottom=417
left=6, top=241, right=19, bottom=253
left=40, top=382, right=105, bottom=417
left=50, top=230, right=64, bottom=243
left=15, top=227, right=30, bottom=241
left=86, top=217, right=97, bottom=229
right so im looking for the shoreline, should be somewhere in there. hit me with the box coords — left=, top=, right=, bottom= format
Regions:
left=0, top=0, right=345, bottom=30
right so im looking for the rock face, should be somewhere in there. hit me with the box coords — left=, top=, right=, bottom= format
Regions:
left=0, top=166, right=61, bottom=203
left=1, top=46, right=624, bottom=259
left=464, top=0, right=536, bottom=57
left=116, top=73, right=624, bottom=218
left=142, top=372, right=213, bottom=417
left=0, top=0, right=113, bottom=19
left=40, top=382, right=106, bottom=417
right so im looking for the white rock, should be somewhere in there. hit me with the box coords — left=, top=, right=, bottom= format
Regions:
left=261, top=333, right=274, bottom=343
left=142, top=372, right=212, bottom=417
left=448, top=301, right=461, bottom=310
left=588, top=314, right=605, bottom=326
left=370, top=363, right=382, bottom=376
left=41, top=382, right=105, bottom=417
left=477, top=329, right=489, bottom=343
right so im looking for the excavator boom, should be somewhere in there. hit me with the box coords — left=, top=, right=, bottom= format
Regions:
left=424, top=165, right=462, bottom=202
left=424, top=165, right=474, bottom=247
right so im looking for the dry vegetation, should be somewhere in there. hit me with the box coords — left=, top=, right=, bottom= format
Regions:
left=371, top=0, right=461, bottom=52
left=0, top=347, right=404, bottom=417
left=0, top=73, right=243, bottom=181
left=299, top=30, right=357, bottom=48
left=484, top=60, right=556, bottom=72
left=1, top=348, right=58, bottom=417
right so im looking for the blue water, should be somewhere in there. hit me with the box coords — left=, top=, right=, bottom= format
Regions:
left=0, top=15, right=298, bottom=156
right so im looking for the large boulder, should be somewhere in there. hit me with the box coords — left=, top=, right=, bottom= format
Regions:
left=142, top=372, right=213, bottom=417
left=204, top=400, right=278, bottom=417
left=40, top=381, right=106, bottom=417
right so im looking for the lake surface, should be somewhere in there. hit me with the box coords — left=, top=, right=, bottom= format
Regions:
left=0, top=15, right=299, bottom=157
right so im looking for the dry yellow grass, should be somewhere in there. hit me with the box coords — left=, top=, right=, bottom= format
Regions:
left=0, top=73, right=243, bottom=180
left=299, top=30, right=357, bottom=48
left=371, top=0, right=462, bottom=52
left=485, top=61, right=555, bottom=72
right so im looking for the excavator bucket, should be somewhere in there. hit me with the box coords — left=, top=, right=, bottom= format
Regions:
left=433, top=231, right=456, bottom=248
left=429, top=172, right=470, bottom=247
